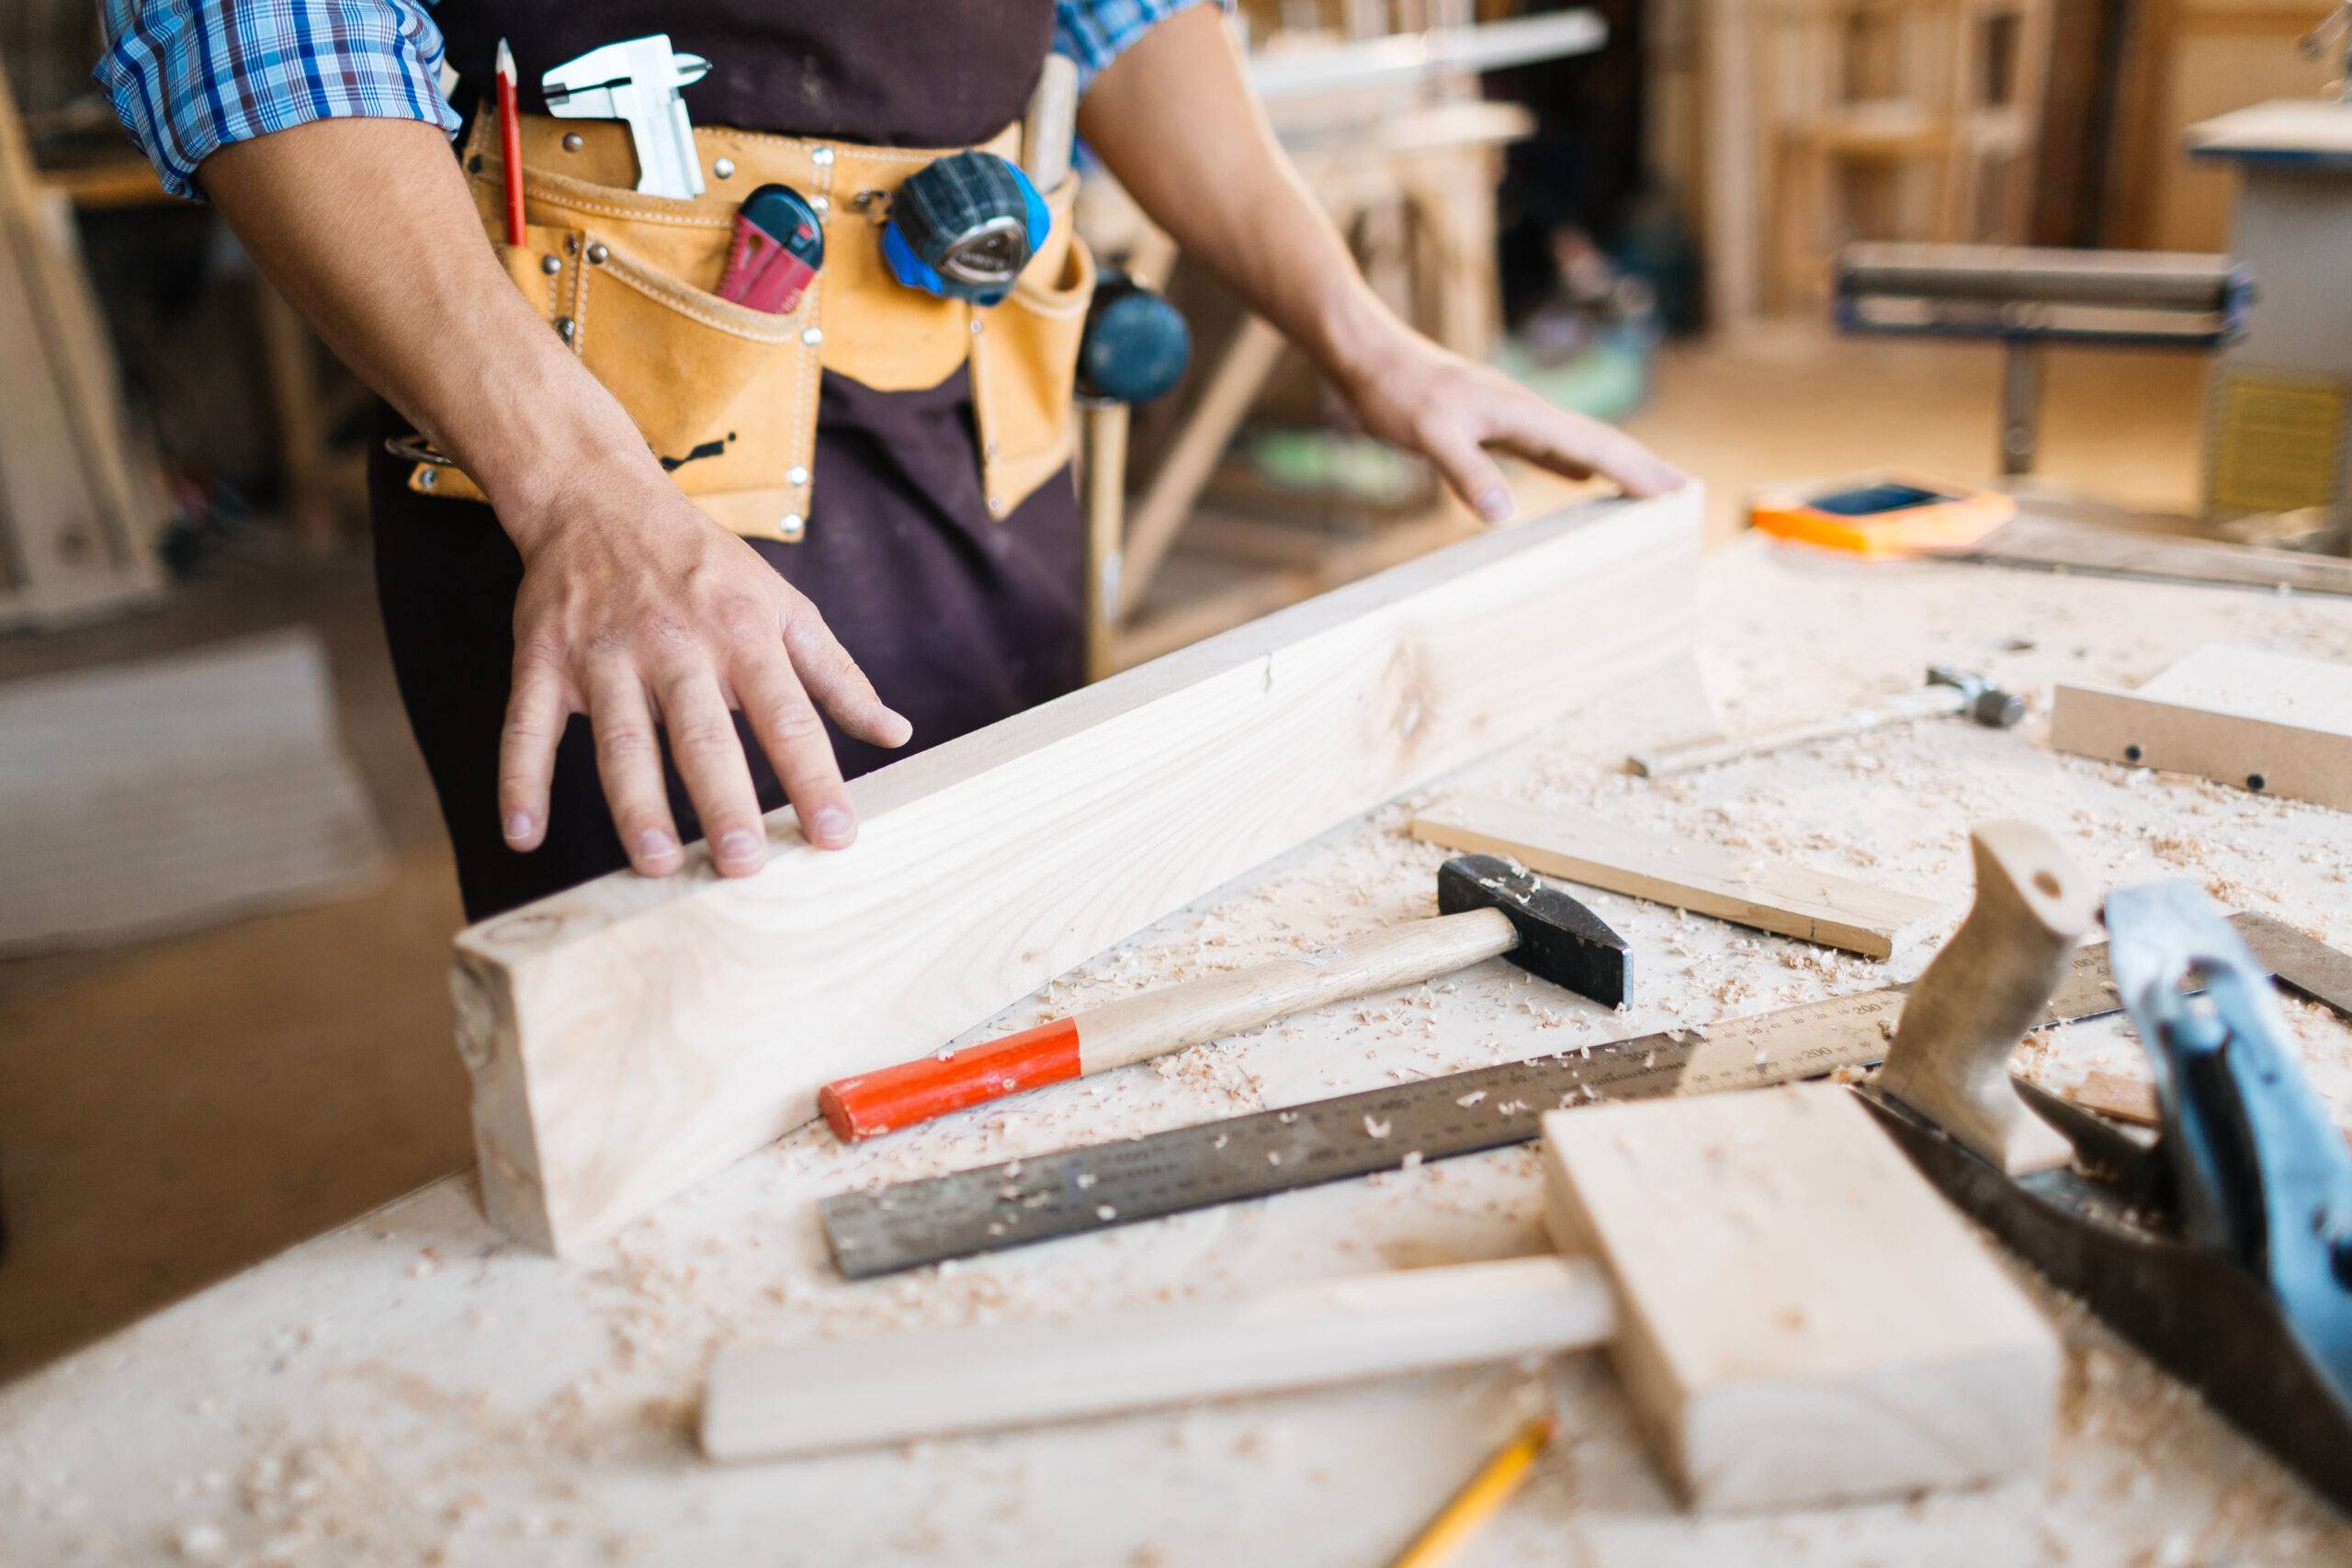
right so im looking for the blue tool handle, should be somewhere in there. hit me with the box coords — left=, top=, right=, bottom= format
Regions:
left=2109, top=882, right=2352, bottom=1413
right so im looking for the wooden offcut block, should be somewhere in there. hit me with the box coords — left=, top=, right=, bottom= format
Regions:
left=2050, top=645, right=2352, bottom=813
left=1541, top=1084, right=2058, bottom=1511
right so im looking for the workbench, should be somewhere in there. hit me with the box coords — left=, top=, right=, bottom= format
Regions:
left=7, top=530, right=2352, bottom=1565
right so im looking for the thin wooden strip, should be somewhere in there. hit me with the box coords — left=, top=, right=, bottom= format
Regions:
left=1408, top=795, right=1944, bottom=959
left=453, top=491, right=1703, bottom=1253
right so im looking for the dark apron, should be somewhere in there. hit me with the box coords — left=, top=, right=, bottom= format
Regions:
left=374, top=2, right=1081, bottom=921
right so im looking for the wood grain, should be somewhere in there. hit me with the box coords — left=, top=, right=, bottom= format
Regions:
left=1408, top=795, right=1943, bottom=959
left=1541, top=1085, right=2059, bottom=1512
left=454, top=491, right=1704, bottom=1253
left=700, top=1255, right=1614, bottom=1461
left=2050, top=644, right=2352, bottom=812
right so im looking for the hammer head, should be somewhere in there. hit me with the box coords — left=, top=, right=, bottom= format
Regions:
left=1927, top=665, right=2026, bottom=729
left=1437, top=853, right=1632, bottom=1010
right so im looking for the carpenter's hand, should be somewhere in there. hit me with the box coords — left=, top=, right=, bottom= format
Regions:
left=1329, top=327, right=1688, bottom=520
left=496, top=468, right=910, bottom=878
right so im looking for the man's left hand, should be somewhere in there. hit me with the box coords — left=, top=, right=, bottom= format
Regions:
left=1329, top=325, right=1690, bottom=522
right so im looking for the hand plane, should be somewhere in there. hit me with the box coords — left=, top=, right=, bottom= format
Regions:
left=1858, top=828, right=2352, bottom=1511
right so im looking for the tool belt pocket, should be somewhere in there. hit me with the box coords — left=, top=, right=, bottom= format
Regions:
left=418, top=115, right=1090, bottom=539
left=417, top=209, right=814, bottom=532
left=558, top=228, right=805, bottom=467
left=971, top=175, right=1094, bottom=520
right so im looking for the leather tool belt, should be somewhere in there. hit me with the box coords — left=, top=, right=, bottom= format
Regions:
left=407, top=112, right=1096, bottom=543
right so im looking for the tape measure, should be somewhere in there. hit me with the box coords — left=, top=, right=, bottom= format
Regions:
left=1078, top=269, right=1192, bottom=404
left=883, top=150, right=1048, bottom=307
left=1751, top=472, right=2017, bottom=557
left=717, top=184, right=826, bottom=315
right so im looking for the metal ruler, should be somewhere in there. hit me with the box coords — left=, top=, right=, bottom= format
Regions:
left=820, top=913, right=2347, bottom=1280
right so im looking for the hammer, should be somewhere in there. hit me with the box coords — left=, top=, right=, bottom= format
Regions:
left=1629, top=665, right=2025, bottom=778
left=817, top=855, right=1631, bottom=1142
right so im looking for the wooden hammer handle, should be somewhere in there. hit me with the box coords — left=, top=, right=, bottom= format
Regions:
left=818, top=908, right=1519, bottom=1141
left=1631, top=683, right=1968, bottom=777
left=701, top=1255, right=1612, bottom=1460
left=1874, top=819, right=2096, bottom=1173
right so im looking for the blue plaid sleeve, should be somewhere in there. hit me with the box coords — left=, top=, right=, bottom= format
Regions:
left=1055, top=0, right=1220, bottom=87
left=96, top=0, right=461, bottom=200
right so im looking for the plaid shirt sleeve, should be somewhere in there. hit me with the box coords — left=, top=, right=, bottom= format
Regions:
left=96, top=0, right=461, bottom=200
left=1055, top=0, right=1219, bottom=87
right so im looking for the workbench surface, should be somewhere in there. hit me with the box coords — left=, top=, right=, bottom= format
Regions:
left=8, top=536, right=2352, bottom=1565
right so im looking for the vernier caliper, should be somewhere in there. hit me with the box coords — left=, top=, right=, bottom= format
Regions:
left=541, top=35, right=712, bottom=200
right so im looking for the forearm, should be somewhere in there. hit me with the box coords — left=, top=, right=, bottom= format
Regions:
left=199, top=118, right=658, bottom=548
left=1075, top=5, right=1394, bottom=384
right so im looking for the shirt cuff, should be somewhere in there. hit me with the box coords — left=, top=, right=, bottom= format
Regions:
left=96, top=0, right=461, bottom=200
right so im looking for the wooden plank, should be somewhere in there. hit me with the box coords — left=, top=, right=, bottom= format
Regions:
left=701, top=1256, right=1613, bottom=1461
left=1541, top=1085, right=2059, bottom=1512
left=2049, top=644, right=2352, bottom=812
left=1408, top=794, right=1944, bottom=959
left=1963, top=513, right=2352, bottom=598
left=452, top=491, right=1704, bottom=1254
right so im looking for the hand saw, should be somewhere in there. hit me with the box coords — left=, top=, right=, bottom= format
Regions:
left=817, top=911, right=2345, bottom=1281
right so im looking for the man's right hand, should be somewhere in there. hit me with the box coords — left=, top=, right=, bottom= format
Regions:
left=496, top=467, right=912, bottom=879
left=201, top=119, right=903, bottom=880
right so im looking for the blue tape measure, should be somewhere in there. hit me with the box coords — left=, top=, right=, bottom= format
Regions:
left=882, top=151, right=1049, bottom=307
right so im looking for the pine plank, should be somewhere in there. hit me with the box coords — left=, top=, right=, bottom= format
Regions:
left=452, top=491, right=1704, bottom=1253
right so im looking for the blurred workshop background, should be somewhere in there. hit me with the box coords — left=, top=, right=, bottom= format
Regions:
left=0, top=0, right=2345, bottom=1382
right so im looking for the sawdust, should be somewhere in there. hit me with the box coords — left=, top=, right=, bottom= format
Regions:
left=14, top=547, right=2352, bottom=1563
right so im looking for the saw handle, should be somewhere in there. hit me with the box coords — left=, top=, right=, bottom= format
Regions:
left=818, top=908, right=1520, bottom=1141
left=1874, top=820, right=2095, bottom=1173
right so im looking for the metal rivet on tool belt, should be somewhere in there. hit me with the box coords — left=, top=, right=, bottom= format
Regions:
left=809, top=195, right=829, bottom=215
left=801, top=326, right=823, bottom=346
left=987, top=495, right=1007, bottom=517
left=970, top=319, right=985, bottom=335
left=585, top=243, right=608, bottom=265
left=786, top=466, right=810, bottom=486
left=554, top=316, right=576, bottom=344
left=810, top=146, right=834, bottom=166
left=779, top=513, right=806, bottom=541
left=417, top=468, right=438, bottom=490
left=561, top=132, right=584, bottom=152
left=540, top=254, right=561, bottom=275
left=713, top=157, right=736, bottom=179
